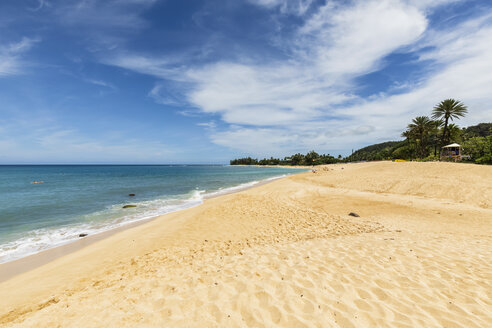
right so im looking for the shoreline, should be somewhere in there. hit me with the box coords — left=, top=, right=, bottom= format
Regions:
left=1, top=161, right=490, bottom=327
left=0, top=171, right=303, bottom=283
left=227, top=164, right=315, bottom=169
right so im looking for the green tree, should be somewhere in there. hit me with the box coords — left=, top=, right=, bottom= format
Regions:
left=392, top=144, right=416, bottom=160
left=462, top=123, right=492, bottom=140
left=230, top=157, right=258, bottom=165
left=404, top=116, right=435, bottom=158
left=429, top=120, right=443, bottom=156
left=446, top=123, right=463, bottom=143
left=289, top=153, right=305, bottom=165
left=463, top=135, right=492, bottom=164
left=431, top=99, right=468, bottom=147
left=304, top=150, right=319, bottom=165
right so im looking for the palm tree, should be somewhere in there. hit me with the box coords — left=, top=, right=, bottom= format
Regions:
left=446, top=123, right=463, bottom=143
left=431, top=99, right=468, bottom=147
left=404, top=116, right=435, bottom=158
left=429, top=120, right=443, bottom=156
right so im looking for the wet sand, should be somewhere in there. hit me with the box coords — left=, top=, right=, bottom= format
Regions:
left=0, top=172, right=297, bottom=283
left=0, top=161, right=491, bottom=327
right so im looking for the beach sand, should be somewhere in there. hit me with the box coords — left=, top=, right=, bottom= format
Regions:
left=0, top=161, right=491, bottom=327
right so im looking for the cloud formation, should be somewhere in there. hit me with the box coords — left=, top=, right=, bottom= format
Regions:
left=179, top=0, right=428, bottom=134
left=52, top=0, right=158, bottom=51
left=102, top=0, right=492, bottom=155
left=0, top=37, right=38, bottom=77
left=249, top=0, right=314, bottom=15
left=0, top=119, right=177, bottom=164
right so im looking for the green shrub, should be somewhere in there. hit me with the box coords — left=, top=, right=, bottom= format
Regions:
left=463, top=136, right=492, bottom=164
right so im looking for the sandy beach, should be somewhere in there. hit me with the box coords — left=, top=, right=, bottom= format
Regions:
left=0, top=161, right=491, bottom=327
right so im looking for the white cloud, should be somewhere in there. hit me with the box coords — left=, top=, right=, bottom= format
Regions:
left=0, top=37, right=39, bottom=77
left=211, top=127, right=298, bottom=155
left=181, top=0, right=428, bottom=130
left=148, top=83, right=187, bottom=106
left=57, top=0, right=154, bottom=28
left=51, top=0, right=158, bottom=51
left=0, top=122, right=177, bottom=164
left=249, top=0, right=314, bottom=15
left=108, top=54, right=180, bottom=79
left=405, top=0, right=464, bottom=11
left=297, top=0, right=427, bottom=76
left=104, top=0, right=492, bottom=155
left=28, top=0, right=51, bottom=12
left=333, top=17, right=492, bottom=130
left=85, top=78, right=117, bottom=90
left=196, top=121, right=217, bottom=129
left=184, top=62, right=352, bottom=126
left=115, top=0, right=426, bottom=126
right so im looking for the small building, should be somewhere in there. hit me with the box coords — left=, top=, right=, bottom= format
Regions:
left=441, top=143, right=462, bottom=161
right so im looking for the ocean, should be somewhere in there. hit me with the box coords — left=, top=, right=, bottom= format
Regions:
left=0, top=165, right=304, bottom=263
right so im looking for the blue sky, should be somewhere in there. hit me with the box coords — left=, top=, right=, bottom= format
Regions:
left=1, top=0, right=491, bottom=164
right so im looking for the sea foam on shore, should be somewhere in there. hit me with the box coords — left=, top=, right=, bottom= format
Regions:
left=0, top=165, right=301, bottom=264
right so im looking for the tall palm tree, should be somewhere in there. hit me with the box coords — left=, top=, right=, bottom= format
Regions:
left=431, top=99, right=468, bottom=147
left=405, top=116, right=435, bottom=158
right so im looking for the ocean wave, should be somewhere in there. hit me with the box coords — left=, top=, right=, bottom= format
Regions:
left=203, top=174, right=288, bottom=198
left=0, top=173, right=290, bottom=264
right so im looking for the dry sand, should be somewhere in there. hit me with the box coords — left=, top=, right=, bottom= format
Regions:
left=0, top=161, right=491, bottom=327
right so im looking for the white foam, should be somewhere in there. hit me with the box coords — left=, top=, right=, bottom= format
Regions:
left=0, top=173, right=291, bottom=264
left=0, top=191, right=206, bottom=264
left=203, top=174, right=288, bottom=198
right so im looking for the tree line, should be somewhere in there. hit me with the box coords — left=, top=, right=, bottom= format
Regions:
left=231, top=99, right=492, bottom=166
left=230, top=151, right=342, bottom=166
left=346, top=99, right=491, bottom=164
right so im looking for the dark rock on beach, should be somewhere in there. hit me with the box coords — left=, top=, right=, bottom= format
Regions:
left=79, top=233, right=88, bottom=237
left=128, top=194, right=135, bottom=197
left=348, top=212, right=360, bottom=217
left=123, top=205, right=137, bottom=209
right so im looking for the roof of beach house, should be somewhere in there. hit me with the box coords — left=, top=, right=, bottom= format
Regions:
left=443, top=143, right=461, bottom=148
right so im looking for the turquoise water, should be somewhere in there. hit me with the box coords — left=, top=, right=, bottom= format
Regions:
left=0, top=165, right=304, bottom=263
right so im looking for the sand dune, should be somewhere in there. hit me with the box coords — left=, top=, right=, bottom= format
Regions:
left=1, top=161, right=491, bottom=327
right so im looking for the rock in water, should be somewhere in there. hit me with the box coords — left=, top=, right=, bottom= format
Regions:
left=123, top=205, right=137, bottom=209
left=79, top=233, right=88, bottom=237
left=348, top=212, right=360, bottom=217
left=128, top=193, right=135, bottom=197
